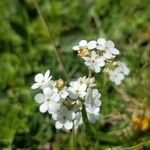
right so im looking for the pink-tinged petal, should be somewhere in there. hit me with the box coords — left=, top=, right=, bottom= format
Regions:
left=106, top=40, right=115, bottom=48
left=31, top=83, right=40, bottom=89
left=64, top=121, right=73, bottom=130
left=79, top=40, right=87, bottom=47
left=72, top=45, right=79, bottom=51
left=44, top=70, right=50, bottom=79
left=55, top=121, right=63, bottom=129
left=97, top=38, right=106, bottom=47
left=39, top=102, right=48, bottom=113
left=34, top=93, right=45, bottom=103
left=43, top=87, right=53, bottom=96
left=35, top=73, right=44, bottom=82
left=87, top=40, right=97, bottom=49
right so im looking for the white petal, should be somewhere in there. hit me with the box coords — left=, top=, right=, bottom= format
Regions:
left=55, top=121, right=63, bottom=129
left=124, top=68, right=130, bottom=75
left=95, top=99, right=101, bottom=106
left=39, top=102, right=48, bottom=113
left=48, top=102, right=60, bottom=114
left=35, top=73, right=44, bottom=82
left=106, top=40, right=115, bottom=48
left=97, top=58, right=105, bottom=67
left=88, top=114, right=99, bottom=123
left=93, top=89, right=100, bottom=98
left=72, top=45, right=79, bottom=51
left=34, top=93, right=45, bottom=103
left=103, top=52, right=113, bottom=59
left=43, top=87, right=53, bottom=96
left=87, top=40, right=97, bottom=49
left=79, top=40, right=87, bottom=47
left=115, top=79, right=121, bottom=85
left=31, top=83, right=40, bottom=89
left=64, top=121, right=73, bottom=130
left=96, top=45, right=105, bottom=51
left=51, top=93, right=60, bottom=102
left=79, top=83, right=87, bottom=92
left=90, top=51, right=97, bottom=58
left=94, top=65, right=101, bottom=73
left=109, top=48, right=120, bottom=55
left=97, top=38, right=106, bottom=47
left=44, top=70, right=50, bottom=79
left=117, top=73, right=124, bottom=80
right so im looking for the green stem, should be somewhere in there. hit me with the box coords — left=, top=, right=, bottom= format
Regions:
left=81, top=104, right=92, bottom=136
left=32, top=0, right=68, bottom=81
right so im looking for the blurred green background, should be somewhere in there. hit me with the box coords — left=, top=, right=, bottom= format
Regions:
left=0, top=0, right=150, bottom=149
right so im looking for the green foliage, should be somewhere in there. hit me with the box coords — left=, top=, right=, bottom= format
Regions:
left=0, top=0, right=150, bottom=149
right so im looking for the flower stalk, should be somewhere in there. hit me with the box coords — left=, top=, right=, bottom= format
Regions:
left=32, top=0, right=68, bottom=81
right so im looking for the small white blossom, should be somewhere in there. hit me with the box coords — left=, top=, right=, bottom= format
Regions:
left=109, top=70, right=125, bottom=85
left=31, top=70, right=52, bottom=89
left=96, top=38, right=120, bottom=59
left=73, top=40, right=97, bottom=51
left=77, top=76, right=96, bottom=87
left=117, top=61, right=130, bottom=75
left=86, top=104, right=100, bottom=123
left=52, top=106, right=75, bottom=130
left=68, top=80, right=87, bottom=99
left=34, top=87, right=60, bottom=114
left=85, top=88, right=101, bottom=107
left=108, top=61, right=129, bottom=85
left=59, top=86, right=69, bottom=99
left=83, top=51, right=105, bottom=73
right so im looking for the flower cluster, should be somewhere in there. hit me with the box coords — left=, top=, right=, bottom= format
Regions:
left=31, top=37, right=130, bottom=131
left=73, top=38, right=119, bottom=73
left=31, top=70, right=101, bottom=130
left=73, top=38, right=129, bottom=85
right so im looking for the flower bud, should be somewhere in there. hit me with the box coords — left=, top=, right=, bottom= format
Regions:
left=55, top=79, right=64, bottom=90
left=78, top=48, right=90, bottom=57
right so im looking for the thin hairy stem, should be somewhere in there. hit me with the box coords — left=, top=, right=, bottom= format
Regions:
left=32, top=0, right=68, bottom=81
left=88, top=69, right=92, bottom=78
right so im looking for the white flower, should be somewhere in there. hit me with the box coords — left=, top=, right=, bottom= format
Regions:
left=85, top=88, right=101, bottom=107
left=58, top=86, right=69, bottom=99
left=74, top=112, right=83, bottom=130
left=86, top=104, right=100, bottom=123
left=96, top=38, right=120, bottom=59
left=73, top=40, right=97, bottom=51
left=109, top=70, right=125, bottom=85
left=31, top=70, right=52, bottom=89
left=108, top=61, right=129, bottom=85
left=52, top=106, right=75, bottom=130
left=34, top=87, right=60, bottom=114
left=83, top=51, right=105, bottom=73
left=117, top=61, right=130, bottom=75
left=77, top=76, right=96, bottom=87
left=68, top=80, right=87, bottom=99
